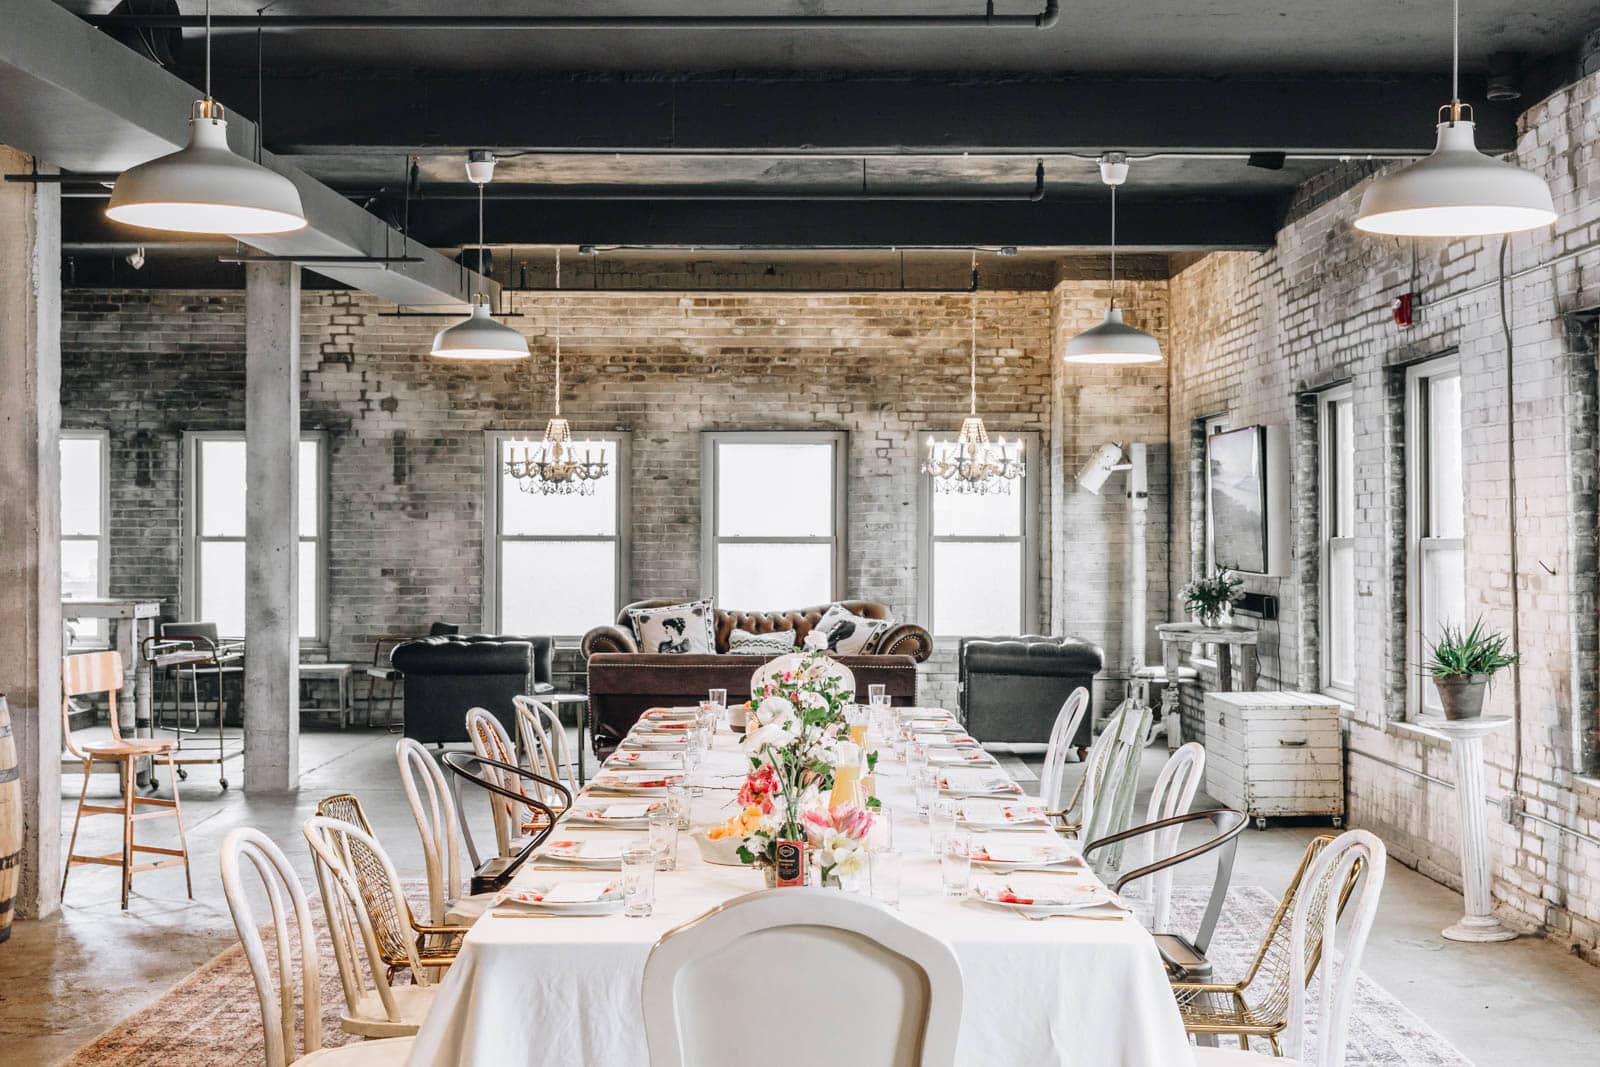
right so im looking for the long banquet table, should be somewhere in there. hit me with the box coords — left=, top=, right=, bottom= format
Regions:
left=406, top=709, right=1194, bottom=1066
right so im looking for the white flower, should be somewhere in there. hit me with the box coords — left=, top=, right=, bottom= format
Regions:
left=817, top=831, right=868, bottom=877
left=755, top=695, right=796, bottom=724
left=803, top=630, right=830, bottom=652
left=797, top=689, right=828, bottom=711
left=744, top=715, right=798, bottom=752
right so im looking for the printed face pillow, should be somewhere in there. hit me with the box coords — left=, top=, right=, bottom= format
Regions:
left=630, top=599, right=716, bottom=655
left=812, top=604, right=893, bottom=656
left=727, top=628, right=798, bottom=656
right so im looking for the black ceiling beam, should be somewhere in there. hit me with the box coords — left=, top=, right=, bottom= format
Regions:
left=389, top=195, right=1284, bottom=251
left=217, top=71, right=1521, bottom=156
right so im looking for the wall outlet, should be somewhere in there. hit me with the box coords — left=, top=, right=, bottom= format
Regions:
left=1500, top=794, right=1524, bottom=827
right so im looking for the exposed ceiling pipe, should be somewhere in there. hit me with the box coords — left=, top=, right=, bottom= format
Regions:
left=84, top=2, right=1062, bottom=32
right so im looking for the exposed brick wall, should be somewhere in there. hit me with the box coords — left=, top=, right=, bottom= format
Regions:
left=1167, top=68, right=1600, bottom=956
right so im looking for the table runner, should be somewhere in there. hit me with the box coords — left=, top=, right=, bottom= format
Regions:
left=407, top=713, right=1194, bottom=1066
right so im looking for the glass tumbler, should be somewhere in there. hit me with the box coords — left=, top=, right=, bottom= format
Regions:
left=648, top=813, right=679, bottom=871
left=928, top=798, right=957, bottom=856
left=940, top=833, right=973, bottom=900
left=914, top=768, right=938, bottom=816
left=622, top=847, right=657, bottom=918
left=870, top=849, right=903, bottom=908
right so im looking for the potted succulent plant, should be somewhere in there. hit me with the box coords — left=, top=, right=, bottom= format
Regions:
left=1181, top=568, right=1245, bottom=629
left=1424, top=619, right=1519, bottom=721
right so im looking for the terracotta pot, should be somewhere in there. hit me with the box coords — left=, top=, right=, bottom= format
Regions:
left=1432, top=673, right=1490, bottom=720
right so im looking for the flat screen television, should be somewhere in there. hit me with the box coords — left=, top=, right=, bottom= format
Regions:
left=1207, top=424, right=1289, bottom=576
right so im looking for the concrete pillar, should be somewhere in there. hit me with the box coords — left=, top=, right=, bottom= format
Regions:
left=243, top=261, right=301, bottom=792
left=0, top=145, right=63, bottom=917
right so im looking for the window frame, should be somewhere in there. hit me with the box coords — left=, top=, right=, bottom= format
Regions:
left=181, top=430, right=329, bottom=647
left=61, top=429, right=111, bottom=649
left=1317, top=385, right=1356, bottom=697
left=915, top=429, right=1041, bottom=637
left=700, top=430, right=848, bottom=608
left=1405, top=355, right=1465, bottom=719
left=482, top=429, right=632, bottom=641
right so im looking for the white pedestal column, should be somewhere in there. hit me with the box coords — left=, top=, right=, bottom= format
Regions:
left=1414, top=716, right=1517, bottom=943
left=0, top=145, right=63, bottom=917
left=243, top=262, right=301, bottom=792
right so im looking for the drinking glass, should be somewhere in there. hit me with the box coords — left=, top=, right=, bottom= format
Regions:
left=870, top=849, right=903, bottom=908
left=914, top=768, right=938, bottom=816
left=867, top=683, right=887, bottom=707
left=709, top=688, right=728, bottom=720
left=940, top=833, right=973, bottom=900
left=622, top=847, right=657, bottom=917
left=648, top=813, right=679, bottom=871
left=907, top=743, right=929, bottom=781
left=928, top=798, right=957, bottom=856
left=667, top=785, right=690, bottom=830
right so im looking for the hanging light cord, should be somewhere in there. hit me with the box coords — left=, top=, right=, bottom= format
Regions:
left=476, top=181, right=486, bottom=305
left=1109, top=183, right=1119, bottom=310
left=204, top=0, right=212, bottom=103
left=968, top=251, right=978, bottom=416
left=554, top=248, right=563, bottom=418
left=1452, top=0, right=1460, bottom=109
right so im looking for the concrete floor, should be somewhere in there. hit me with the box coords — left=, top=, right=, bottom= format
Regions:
left=2, top=729, right=1598, bottom=1066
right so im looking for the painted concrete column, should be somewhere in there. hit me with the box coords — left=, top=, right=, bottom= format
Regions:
left=1415, top=716, right=1518, bottom=942
left=243, top=261, right=301, bottom=792
left=0, top=145, right=63, bottom=917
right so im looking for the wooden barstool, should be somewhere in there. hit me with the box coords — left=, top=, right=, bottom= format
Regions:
left=61, top=651, right=192, bottom=909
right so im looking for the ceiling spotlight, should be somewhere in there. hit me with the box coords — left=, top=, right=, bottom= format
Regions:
left=105, top=1, right=305, bottom=235
left=431, top=150, right=528, bottom=361
left=1354, top=0, right=1554, bottom=238
left=1062, top=154, right=1164, bottom=366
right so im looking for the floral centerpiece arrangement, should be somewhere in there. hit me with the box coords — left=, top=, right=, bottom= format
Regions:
left=706, top=633, right=875, bottom=885
left=1181, top=567, right=1245, bottom=628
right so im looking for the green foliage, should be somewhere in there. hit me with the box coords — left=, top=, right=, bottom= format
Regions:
left=1181, top=568, right=1245, bottom=623
left=1424, top=618, right=1519, bottom=678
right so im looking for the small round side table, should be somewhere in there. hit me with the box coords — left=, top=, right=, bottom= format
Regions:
left=1410, top=715, right=1517, bottom=943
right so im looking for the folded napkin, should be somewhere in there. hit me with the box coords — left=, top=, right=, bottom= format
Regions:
left=960, top=799, right=1045, bottom=825
left=542, top=839, right=624, bottom=861
left=543, top=881, right=614, bottom=904
left=599, top=801, right=655, bottom=820
left=610, top=751, right=682, bottom=768
left=988, top=875, right=1092, bottom=907
left=975, top=835, right=1077, bottom=866
left=940, top=769, right=1020, bottom=795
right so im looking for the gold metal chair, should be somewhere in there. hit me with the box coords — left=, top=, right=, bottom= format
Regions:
left=1171, top=834, right=1361, bottom=1053
left=312, top=794, right=465, bottom=979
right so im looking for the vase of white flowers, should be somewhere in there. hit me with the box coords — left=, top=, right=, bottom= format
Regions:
left=1182, top=568, right=1245, bottom=628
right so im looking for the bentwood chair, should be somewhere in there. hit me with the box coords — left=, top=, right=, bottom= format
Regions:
left=219, top=828, right=414, bottom=1066
left=304, top=814, right=465, bottom=984
left=395, top=738, right=491, bottom=926
left=1037, top=687, right=1091, bottom=814
left=512, top=694, right=578, bottom=804
left=1172, top=833, right=1375, bottom=1055
left=642, top=888, right=963, bottom=1067
left=467, top=706, right=554, bottom=858
left=1190, top=830, right=1388, bottom=1066
left=60, top=651, right=193, bottom=910
left=303, top=815, right=442, bottom=1037
left=1084, top=808, right=1248, bottom=980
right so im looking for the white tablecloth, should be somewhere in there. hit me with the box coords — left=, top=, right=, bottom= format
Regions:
left=408, top=721, right=1194, bottom=1067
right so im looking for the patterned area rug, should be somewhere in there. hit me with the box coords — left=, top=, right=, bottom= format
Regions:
left=60, top=886, right=1470, bottom=1065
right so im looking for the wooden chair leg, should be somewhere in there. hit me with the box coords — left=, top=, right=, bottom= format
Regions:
left=120, top=757, right=134, bottom=909
left=166, top=755, right=194, bottom=899
left=60, top=759, right=93, bottom=901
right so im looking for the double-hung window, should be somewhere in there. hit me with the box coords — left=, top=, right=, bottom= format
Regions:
left=184, top=432, right=326, bottom=643
left=61, top=431, right=110, bottom=646
left=1406, top=357, right=1465, bottom=717
left=702, top=432, right=846, bottom=611
left=485, top=431, right=628, bottom=638
left=1318, top=387, right=1356, bottom=694
left=919, top=433, right=1038, bottom=636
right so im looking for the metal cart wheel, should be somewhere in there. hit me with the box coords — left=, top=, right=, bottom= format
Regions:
left=1253, top=816, right=1268, bottom=831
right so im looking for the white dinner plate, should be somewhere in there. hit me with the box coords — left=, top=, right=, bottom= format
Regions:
left=970, top=875, right=1126, bottom=916
left=957, top=800, right=1050, bottom=828
left=566, top=800, right=665, bottom=828
left=495, top=879, right=625, bottom=916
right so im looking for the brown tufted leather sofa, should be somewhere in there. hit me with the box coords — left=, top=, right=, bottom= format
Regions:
left=581, top=600, right=931, bottom=756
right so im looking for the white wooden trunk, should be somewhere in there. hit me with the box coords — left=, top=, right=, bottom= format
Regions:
left=1202, top=691, right=1344, bottom=822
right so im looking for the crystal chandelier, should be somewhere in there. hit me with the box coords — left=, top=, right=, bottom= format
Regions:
left=504, top=249, right=610, bottom=495
left=921, top=255, right=1026, bottom=495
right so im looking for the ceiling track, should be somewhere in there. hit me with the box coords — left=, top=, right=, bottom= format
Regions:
left=84, top=2, right=1061, bottom=32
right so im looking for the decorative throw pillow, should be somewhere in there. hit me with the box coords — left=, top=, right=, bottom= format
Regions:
left=812, top=604, right=893, bottom=656
left=629, top=599, right=715, bottom=655
left=727, top=628, right=798, bottom=656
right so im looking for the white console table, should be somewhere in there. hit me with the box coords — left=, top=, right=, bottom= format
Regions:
left=1412, top=715, right=1518, bottom=943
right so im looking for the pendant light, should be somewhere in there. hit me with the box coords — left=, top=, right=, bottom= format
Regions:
left=431, top=152, right=530, bottom=361
left=1354, top=0, right=1554, bottom=237
left=106, top=0, right=305, bottom=235
left=1063, top=154, right=1163, bottom=365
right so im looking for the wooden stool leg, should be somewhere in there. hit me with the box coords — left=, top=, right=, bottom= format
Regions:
left=60, top=759, right=93, bottom=901
left=120, top=757, right=135, bottom=909
left=166, top=755, right=193, bottom=899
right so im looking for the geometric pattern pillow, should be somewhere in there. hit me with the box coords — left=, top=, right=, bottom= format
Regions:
left=629, top=598, right=715, bottom=655
left=812, top=603, right=893, bottom=656
left=726, top=628, right=798, bottom=656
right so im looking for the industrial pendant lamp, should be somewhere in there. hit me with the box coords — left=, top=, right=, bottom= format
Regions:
left=1063, top=154, right=1163, bottom=365
left=431, top=152, right=530, bottom=361
left=106, top=0, right=305, bottom=235
left=1354, top=0, right=1554, bottom=237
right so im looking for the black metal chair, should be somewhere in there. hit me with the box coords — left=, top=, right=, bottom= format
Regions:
left=440, top=750, right=571, bottom=895
left=1084, top=808, right=1248, bottom=980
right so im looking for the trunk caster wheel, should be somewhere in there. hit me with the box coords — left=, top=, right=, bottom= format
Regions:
left=219, top=778, right=229, bottom=791
left=1332, top=816, right=1344, bottom=828
left=1254, top=816, right=1268, bottom=830
left=177, top=767, right=188, bottom=781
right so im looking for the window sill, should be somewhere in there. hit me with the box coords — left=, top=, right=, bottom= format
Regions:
left=1385, top=718, right=1451, bottom=749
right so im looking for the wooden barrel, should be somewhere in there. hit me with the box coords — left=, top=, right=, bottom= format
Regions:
left=0, top=693, right=19, bottom=944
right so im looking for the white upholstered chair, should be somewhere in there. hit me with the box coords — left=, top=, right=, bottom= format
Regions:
left=513, top=694, right=578, bottom=805
left=750, top=650, right=857, bottom=698
left=218, top=828, right=414, bottom=1066
left=1038, top=686, right=1091, bottom=813
left=1189, top=829, right=1388, bottom=1067
left=642, top=888, right=962, bottom=1067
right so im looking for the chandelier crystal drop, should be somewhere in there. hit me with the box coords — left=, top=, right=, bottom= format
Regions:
left=921, top=255, right=1026, bottom=495
left=504, top=248, right=610, bottom=495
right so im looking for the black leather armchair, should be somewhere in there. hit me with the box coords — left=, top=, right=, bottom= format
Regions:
left=391, top=634, right=554, bottom=744
left=958, top=635, right=1104, bottom=746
